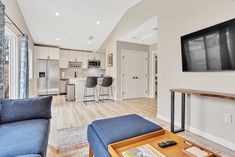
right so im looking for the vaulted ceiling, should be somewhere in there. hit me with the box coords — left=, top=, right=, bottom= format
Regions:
left=17, top=0, right=142, bottom=51
left=119, top=16, right=157, bottom=45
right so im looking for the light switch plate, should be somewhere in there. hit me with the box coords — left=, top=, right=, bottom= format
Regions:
left=224, top=113, right=232, bottom=124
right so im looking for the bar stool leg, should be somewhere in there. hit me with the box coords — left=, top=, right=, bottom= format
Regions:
left=83, top=87, right=87, bottom=105
left=98, top=86, right=101, bottom=102
left=95, top=87, right=99, bottom=103
left=100, top=86, right=104, bottom=103
left=100, top=86, right=104, bottom=102
left=93, top=88, right=95, bottom=101
left=110, top=86, right=114, bottom=101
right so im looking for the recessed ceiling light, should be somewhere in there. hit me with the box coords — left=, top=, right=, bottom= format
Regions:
left=87, top=41, right=91, bottom=45
left=96, top=21, right=101, bottom=25
left=56, top=37, right=60, bottom=41
left=55, top=12, right=60, bottom=16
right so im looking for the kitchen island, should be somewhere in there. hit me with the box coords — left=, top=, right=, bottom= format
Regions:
left=69, top=77, right=109, bottom=102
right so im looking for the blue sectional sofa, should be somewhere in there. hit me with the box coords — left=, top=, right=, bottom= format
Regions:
left=0, top=96, right=52, bottom=157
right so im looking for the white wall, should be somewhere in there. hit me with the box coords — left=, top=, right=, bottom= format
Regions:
left=99, top=0, right=235, bottom=150
left=157, top=1, right=235, bottom=150
left=2, top=0, right=35, bottom=97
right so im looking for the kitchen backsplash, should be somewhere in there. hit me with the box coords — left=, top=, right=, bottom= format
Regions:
left=60, top=68, right=105, bottom=78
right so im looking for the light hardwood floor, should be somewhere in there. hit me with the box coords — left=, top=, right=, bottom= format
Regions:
left=47, top=96, right=235, bottom=157
left=47, top=96, right=157, bottom=156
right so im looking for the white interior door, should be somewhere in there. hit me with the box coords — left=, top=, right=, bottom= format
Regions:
left=123, top=51, right=135, bottom=99
left=122, top=49, right=148, bottom=99
left=135, top=52, right=148, bottom=98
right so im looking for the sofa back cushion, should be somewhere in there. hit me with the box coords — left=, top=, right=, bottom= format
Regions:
left=0, top=96, right=52, bottom=124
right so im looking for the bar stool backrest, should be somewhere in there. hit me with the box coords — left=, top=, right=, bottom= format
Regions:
left=85, top=77, right=98, bottom=88
left=101, top=77, right=113, bottom=87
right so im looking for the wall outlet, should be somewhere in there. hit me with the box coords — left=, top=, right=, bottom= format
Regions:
left=224, top=113, right=232, bottom=124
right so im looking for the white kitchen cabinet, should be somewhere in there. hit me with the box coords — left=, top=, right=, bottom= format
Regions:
left=48, top=47, right=60, bottom=60
left=87, top=53, right=100, bottom=60
left=82, top=53, right=88, bottom=69
left=60, top=50, right=69, bottom=68
left=69, top=51, right=83, bottom=62
left=37, top=46, right=49, bottom=59
left=87, top=53, right=94, bottom=60
left=100, top=53, right=106, bottom=69
left=36, top=46, right=59, bottom=60
left=68, top=51, right=73, bottom=61
left=94, top=53, right=100, bottom=60
left=75, top=51, right=83, bottom=62
left=68, top=51, right=75, bottom=61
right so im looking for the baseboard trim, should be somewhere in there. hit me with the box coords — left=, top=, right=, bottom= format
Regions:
left=148, top=95, right=156, bottom=98
left=156, top=114, right=235, bottom=151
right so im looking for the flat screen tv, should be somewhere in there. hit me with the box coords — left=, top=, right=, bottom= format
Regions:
left=181, top=18, right=235, bottom=72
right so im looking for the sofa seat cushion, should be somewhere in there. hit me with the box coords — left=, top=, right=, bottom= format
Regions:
left=0, top=119, right=50, bottom=157
left=91, top=114, right=162, bottom=148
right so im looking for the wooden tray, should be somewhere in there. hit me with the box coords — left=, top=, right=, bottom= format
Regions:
left=108, top=130, right=220, bottom=157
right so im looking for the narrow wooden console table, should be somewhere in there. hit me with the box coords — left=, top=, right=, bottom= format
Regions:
left=170, top=88, right=235, bottom=133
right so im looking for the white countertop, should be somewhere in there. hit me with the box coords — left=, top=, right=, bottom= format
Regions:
left=69, top=77, right=86, bottom=81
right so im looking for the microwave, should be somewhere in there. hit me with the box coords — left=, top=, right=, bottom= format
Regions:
left=88, top=60, right=100, bottom=68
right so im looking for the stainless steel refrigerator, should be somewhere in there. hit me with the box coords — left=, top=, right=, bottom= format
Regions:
left=37, top=59, right=59, bottom=96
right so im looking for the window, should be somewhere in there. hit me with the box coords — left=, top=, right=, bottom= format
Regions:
left=4, top=28, right=18, bottom=98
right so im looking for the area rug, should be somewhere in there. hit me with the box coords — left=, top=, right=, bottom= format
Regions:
left=56, top=126, right=89, bottom=156
left=55, top=117, right=233, bottom=157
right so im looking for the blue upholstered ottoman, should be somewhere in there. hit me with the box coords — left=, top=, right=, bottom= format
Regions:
left=87, top=114, right=162, bottom=157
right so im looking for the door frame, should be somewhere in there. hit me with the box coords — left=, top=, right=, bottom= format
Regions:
left=121, top=49, right=148, bottom=100
left=150, top=50, right=157, bottom=98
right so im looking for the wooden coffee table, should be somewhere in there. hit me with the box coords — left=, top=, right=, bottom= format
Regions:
left=108, top=130, right=220, bottom=157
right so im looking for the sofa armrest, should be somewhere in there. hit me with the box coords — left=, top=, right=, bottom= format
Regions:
left=0, top=96, right=52, bottom=124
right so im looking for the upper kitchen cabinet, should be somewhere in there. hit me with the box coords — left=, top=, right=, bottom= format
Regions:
left=100, top=53, right=106, bottom=69
left=94, top=53, right=101, bottom=60
left=87, top=53, right=94, bottom=60
left=49, top=47, right=60, bottom=60
left=60, top=50, right=69, bottom=68
left=82, top=53, right=88, bottom=69
left=36, top=46, right=48, bottom=59
left=87, top=53, right=100, bottom=60
left=69, top=51, right=83, bottom=62
left=35, top=46, right=60, bottom=60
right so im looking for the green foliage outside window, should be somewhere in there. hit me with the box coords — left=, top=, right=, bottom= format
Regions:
left=4, top=36, right=10, bottom=63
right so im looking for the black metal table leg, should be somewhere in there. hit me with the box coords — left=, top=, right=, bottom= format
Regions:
left=181, top=93, right=186, bottom=131
left=170, top=92, right=175, bottom=132
left=171, top=92, right=186, bottom=133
